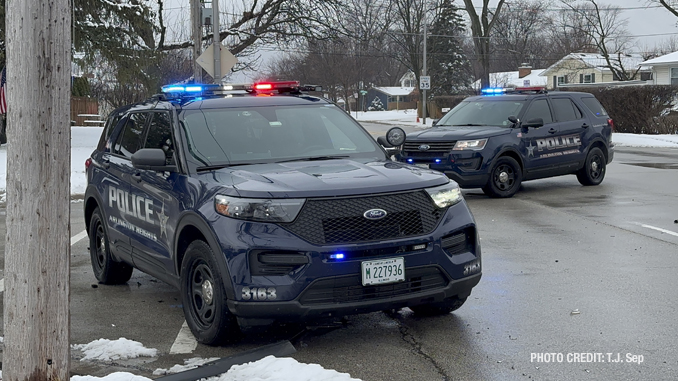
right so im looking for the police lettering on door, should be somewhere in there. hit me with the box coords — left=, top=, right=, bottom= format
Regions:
left=108, top=185, right=158, bottom=241
left=532, top=134, right=582, bottom=159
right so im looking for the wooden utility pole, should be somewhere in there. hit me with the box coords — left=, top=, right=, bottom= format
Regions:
left=4, top=0, right=72, bottom=380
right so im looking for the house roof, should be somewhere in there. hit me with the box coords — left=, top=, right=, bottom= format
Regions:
left=372, top=86, right=415, bottom=96
left=641, top=51, right=678, bottom=65
left=541, top=53, right=649, bottom=76
left=471, top=69, right=548, bottom=89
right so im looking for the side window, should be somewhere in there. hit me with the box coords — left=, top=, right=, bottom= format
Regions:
left=144, top=112, right=175, bottom=165
left=580, top=97, right=609, bottom=117
left=523, top=99, right=553, bottom=124
left=114, top=112, right=148, bottom=159
left=552, top=98, right=583, bottom=122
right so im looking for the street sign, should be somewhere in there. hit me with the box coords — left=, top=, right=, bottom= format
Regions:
left=359, top=90, right=368, bottom=95
left=420, top=76, right=431, bottom=90
left=197, top=43, right=238, bottom=80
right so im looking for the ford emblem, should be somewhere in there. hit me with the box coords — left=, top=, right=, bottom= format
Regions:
left=418, top=144, right=430, bottom=151
left=363, top=208, right=388, bottom=220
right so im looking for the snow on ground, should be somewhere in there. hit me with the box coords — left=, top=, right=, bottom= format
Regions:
left=152, top=356, right=220, bottom=376
left=72, top=338, right=158, bottom=362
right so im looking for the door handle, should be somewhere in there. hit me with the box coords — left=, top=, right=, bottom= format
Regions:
left=582, top=123, right=589, bottom=128
left=548, top=128, right=557, bottom=134
left=132, top=173, right=142, bottom=183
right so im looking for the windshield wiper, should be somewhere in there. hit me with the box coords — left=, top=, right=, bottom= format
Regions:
left=453, top=124, right=486, bottom=126
left=196, top=162, right=267, bottom=172
left=276, top=155, right=350, bottom=163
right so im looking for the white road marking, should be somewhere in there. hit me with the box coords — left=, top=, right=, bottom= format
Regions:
left=170, top=320, right=198, bottom=354
left=641, top=224, right=678, bottom=238
left=0, top=230, right=89, bottom=294
left=71, top=230, right=88, bottom=246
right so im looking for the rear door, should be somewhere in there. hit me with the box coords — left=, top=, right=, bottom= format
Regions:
left=549, top=96, right=587, bottom=169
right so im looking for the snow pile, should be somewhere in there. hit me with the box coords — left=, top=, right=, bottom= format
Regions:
left=71, top=373, right=151, bottom=381
left=201, top=355, right=361, bottom=381
left=72, top=338, right=158, bottom=362
left=612, top=133, right=678, bottom=147
left=153, top=357, right=220, bottom=376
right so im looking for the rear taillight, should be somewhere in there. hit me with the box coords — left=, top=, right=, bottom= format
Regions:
left=607, top=118, right=615, bottom=132
left=85, top=158, right=92, bottom=170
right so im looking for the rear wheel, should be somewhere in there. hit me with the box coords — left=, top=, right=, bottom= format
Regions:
left=181, top=240, right=241, bottom=345
left=89, top=208, right=133, bottom=284
left=411, top=296, right=467, bottom=316
left=577, top=147, right=606, bottom=186
left=482, top=156, right=522, bottom=198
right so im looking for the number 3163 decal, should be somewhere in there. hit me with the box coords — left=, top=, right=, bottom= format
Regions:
left=241, top=286, right=277, bottom=301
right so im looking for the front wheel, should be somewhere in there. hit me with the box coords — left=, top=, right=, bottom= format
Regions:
left=181, top=240, right=241, bottom=346
left=410, top=296, right=467, bottom=316
left=89, top=208, right=133, bottom=284
left=577, top=147, right=606, bottom=186
left=482, top=156, right=523, bottom=198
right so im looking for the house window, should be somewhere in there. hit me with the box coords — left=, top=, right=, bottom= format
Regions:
left=671, top=68, right=678, bottom=85
left=583, top=74, right=593, bottom=83
left=557, top=76, right=566, bottom=86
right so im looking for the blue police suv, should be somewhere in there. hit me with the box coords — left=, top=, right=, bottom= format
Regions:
left=385, top=88, right=614, bottom=198
left=84, top=81, right=481, bottom=345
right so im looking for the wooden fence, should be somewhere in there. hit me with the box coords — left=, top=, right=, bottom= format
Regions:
left=71, top=97, right=101, bottom=126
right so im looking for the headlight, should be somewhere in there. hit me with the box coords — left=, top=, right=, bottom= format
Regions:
left=425, top=183, right=463, bottom=208
left=215, top=195, right=305, bottom=222
left=453, top=139, right=487, bottom=150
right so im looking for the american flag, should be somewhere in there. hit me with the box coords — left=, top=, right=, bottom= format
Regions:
left=0, top=67, right=6, bottom=114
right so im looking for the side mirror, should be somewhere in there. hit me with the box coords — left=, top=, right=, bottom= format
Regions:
left=385, top=127, right=406, bottom=146
left=377, top=136, right=393, bottom=148
left=522, top=118, right=544, bottom=128
left=432, top=119, right=440, bottom=126
left=132, top=148, right=177, bottom=172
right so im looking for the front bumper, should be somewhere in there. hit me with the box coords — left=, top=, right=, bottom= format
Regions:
left=228, top=271, right=481, bottom=324
left=209, top=199, right=482, bottom=324
left=396, top=151, right=490, bottom=188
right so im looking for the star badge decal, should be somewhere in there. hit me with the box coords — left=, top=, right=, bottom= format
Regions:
left=526, top=141, right=536, bottom=157
left=158, top=202, right=169, bottom=238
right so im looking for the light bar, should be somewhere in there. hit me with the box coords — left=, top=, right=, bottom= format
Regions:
left=481, top=87, right=507, bottom=95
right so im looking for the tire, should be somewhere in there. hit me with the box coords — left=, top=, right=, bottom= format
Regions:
left=410, top=296, right=467, bottom=316
left=181, top=240, right=241, bottom=345
left=89, top=208, right=133, bottom=284
left=577, top=147, right=606, bottom=186
left=482, top=156, right=523, bottom=198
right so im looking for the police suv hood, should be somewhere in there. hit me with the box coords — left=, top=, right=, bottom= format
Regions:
left=407, top=125, right=511, bottom=140
left=200, top=159, right=450, bottom=198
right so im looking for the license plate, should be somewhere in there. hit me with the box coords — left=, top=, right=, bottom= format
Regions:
left=361, top=257, right=405, bottom=286
left=415, top=163, right=429, bottom=169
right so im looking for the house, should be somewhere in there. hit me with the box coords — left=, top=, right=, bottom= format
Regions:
left=366, top=86, right=416, bottom=111
left=640, top=51, right=678, bottom=85
left=540, top=53, right=652, bottom=90
left=471, top=64, right=548, bottom=90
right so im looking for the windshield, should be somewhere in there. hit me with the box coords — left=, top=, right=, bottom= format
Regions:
left=180, top=104, right=383, bottom=167
left=437, top=99, right=526, bottom=127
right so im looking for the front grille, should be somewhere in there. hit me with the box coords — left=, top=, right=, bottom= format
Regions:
left=298, top=266, right=448, bottom=305
left=283, top=190, right=444, bottom=245
left=403, top=141, right=456, bottom=153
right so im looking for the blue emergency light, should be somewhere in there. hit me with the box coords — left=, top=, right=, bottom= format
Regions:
left=330, top=253, right=345, bottom=260
left=481, top=87, right=506, bottom=95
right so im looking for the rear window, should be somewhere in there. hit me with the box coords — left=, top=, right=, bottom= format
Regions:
left=580, top=97, right=608, bottom=117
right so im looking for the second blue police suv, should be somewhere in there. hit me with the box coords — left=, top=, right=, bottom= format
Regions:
left=383, top=87, right=614, bottom=198
left=84, top=81, right=481, bottom=345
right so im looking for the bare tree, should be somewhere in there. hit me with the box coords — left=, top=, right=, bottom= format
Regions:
left=463, top=0, right=506, bottom=88
left=4, top=0, right=71, bottom=379
left=560, top=0, right=637, bottom=80
left=491, top=0, right=554, bottom=72
left=656, top=0, right=678, bottom=17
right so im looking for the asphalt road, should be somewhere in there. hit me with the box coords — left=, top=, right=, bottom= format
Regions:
left=0, top=129, right=677, bottom=380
